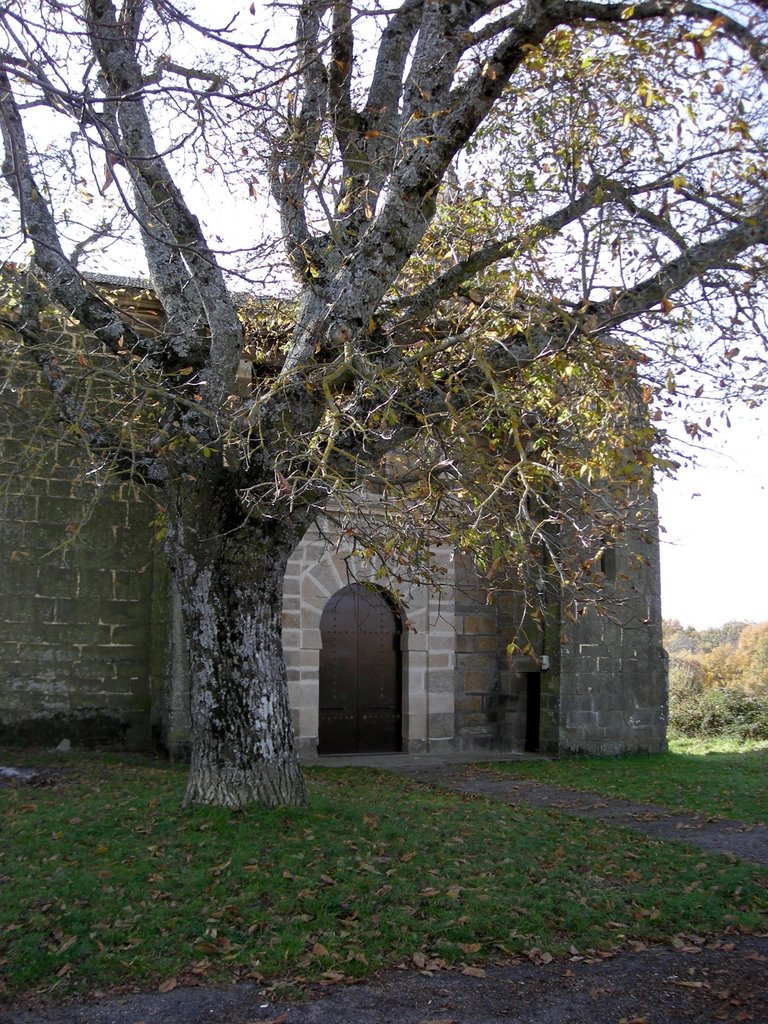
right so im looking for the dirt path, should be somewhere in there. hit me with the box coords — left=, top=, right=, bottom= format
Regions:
left=4, top=935, right=767, bottom=1024
left=390, top=764, right=768, bottom=865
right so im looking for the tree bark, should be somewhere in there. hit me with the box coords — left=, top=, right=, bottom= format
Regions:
left=167, top=470, right=309, bottom=809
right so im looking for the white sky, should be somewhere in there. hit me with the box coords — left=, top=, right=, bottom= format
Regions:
left=657, top=404, right=768, bottom=628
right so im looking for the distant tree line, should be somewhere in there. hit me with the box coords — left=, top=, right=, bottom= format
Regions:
left=664, top=620, right=768, bottom=696
left=663, top=620, right=768, bottom=741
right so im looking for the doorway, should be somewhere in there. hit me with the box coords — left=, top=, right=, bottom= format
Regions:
left=318, top=584, right=402, bottom=754
left=525, top=671, right=541, bottom=753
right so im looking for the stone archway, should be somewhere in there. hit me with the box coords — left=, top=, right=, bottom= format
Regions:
left=318, top=584, right=402, bottom=755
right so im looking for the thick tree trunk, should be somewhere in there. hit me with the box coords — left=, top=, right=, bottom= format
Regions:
left=167, top=471, right=309, bottom=809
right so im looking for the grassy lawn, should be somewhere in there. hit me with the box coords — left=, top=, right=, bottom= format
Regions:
left=1, top=748, right=766, bottom=1002
left=491, top=737, right=768, bottom=824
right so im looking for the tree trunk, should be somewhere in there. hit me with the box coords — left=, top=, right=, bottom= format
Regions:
left=167, top=471, right=309, bottom=809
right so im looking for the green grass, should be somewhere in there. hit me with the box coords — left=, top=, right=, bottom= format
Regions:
left=1, top=748, right=766, bottom=1002
left=491, top=737, right=768, bottom=824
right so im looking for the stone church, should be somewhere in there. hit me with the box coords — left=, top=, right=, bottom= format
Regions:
left=0, top=278, right=668, bottom=759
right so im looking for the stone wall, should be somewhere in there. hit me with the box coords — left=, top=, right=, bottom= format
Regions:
left=556, top=502, right=668, bottom=755
left=0, top=368, right=667, bottom=758
left=0, top=371, right=167, bottom=748
left=451, top=553, right=527, bottom=750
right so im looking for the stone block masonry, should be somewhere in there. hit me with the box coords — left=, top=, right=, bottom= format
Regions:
left=0, top=372, right=166, bottom=748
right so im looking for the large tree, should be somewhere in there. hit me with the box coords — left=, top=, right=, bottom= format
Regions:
left=0, top=0, right=766, bottom=806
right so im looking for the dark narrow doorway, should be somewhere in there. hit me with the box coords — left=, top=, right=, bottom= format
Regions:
left=525, top=672, right=541, bottom=753
left=318, top=584, right=402, bottom=755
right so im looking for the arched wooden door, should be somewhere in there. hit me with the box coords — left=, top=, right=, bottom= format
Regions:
left=318, top=585, right=402, bottom=755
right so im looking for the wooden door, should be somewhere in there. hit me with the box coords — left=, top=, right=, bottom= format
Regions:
left=318, top=585, right=402, bottom=754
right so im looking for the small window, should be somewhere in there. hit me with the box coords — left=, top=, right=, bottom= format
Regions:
left=600, top=544, right=617, bottom=581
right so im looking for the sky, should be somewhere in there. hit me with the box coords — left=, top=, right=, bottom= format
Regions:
left=656, top=404, right=768, bottom=629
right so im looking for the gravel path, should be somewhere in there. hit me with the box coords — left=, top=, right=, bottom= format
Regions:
left=390, top=764, right=768, bottom=865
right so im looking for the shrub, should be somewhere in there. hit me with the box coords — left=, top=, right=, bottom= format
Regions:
left=669, top=686, right=768, bottom=741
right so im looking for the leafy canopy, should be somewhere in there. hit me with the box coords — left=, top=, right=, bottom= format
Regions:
left=0, top=0, right=766, bottom=604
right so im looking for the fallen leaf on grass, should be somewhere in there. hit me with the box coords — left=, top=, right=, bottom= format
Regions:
left=319, top=970, right=346, bottom=984
left=55, top=935, right=76, bottom=955
left=157, top=978, right=177, bottom=993
left=195, top=936, right=233, bottom=955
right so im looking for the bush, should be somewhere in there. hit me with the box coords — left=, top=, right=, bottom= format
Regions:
left=669, top=686, right=768, bottom=741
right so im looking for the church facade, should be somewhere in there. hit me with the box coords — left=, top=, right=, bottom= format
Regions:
left=0, top=280, right=668, bottom=759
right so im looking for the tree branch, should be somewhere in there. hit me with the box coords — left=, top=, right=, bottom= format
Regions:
left=586, top=197, right=768, bottom=332
left=0, top=69, right=138, bottom=353
left=85, top=0, right=243, bottom=407
left=270, top=0, right=329, bottom=281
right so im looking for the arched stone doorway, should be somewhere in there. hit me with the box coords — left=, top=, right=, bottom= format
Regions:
left=318, top=584, right=402, bottom=755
